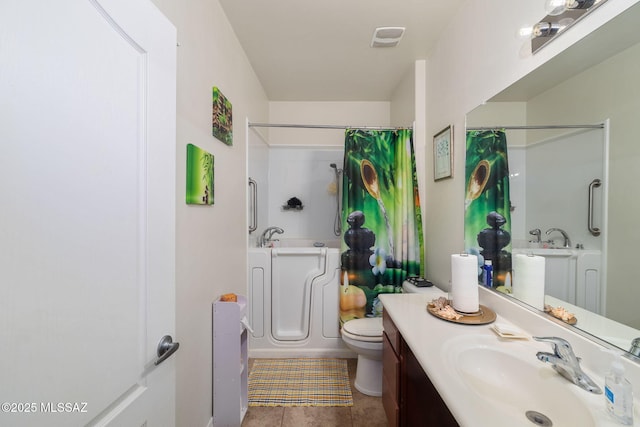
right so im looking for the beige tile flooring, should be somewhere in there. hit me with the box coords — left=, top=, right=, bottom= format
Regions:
left=242, top=358, right=388, bottom=427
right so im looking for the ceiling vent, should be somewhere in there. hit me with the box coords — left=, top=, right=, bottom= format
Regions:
left=370, top=27, right=405, bottom=48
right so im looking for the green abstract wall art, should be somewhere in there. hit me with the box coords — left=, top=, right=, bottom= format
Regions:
left=212, top=86, right=233, bottom=146
left=186, top=143, right=214, bottom=205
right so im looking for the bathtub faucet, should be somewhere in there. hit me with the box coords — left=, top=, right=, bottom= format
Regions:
left=259, top=226, right=284, bottom=247
left=545, top=228, right=571, bottom=248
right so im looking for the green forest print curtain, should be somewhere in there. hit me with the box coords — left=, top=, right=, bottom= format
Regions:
left=464, top=130, right=512, bottom=290
left=339, top=129, right=424, bottom=324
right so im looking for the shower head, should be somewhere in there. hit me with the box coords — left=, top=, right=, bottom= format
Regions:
left=330, top=163, right=337, bottom=169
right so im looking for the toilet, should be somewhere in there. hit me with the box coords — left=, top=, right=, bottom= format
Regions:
left=341, top=317, right=383, bottom=397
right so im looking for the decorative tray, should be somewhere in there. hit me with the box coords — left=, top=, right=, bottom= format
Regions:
left=427, top=301, right=496, bottom=325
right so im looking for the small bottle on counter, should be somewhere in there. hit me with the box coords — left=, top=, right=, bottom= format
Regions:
left=483, top=260, right=493, bottom=288
left=604, top=351, right=633, bottom=425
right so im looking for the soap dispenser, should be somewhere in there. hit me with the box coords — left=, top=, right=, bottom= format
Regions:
left=604, top=350, right=633, bottom=425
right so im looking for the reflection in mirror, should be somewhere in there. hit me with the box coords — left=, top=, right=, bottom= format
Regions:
left=466, top=1, right=640, bottom=358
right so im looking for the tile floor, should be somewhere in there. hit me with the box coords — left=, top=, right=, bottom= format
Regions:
left=242, top=358, right=388, bottom=427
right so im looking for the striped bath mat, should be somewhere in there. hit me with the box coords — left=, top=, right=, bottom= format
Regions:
left=248, top=358, right=353, bottom=407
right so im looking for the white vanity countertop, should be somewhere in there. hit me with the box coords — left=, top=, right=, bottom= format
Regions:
left=379, top=289, right=640, bottom=427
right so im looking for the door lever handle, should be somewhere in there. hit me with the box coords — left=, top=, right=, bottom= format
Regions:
left=155, top=335, right=180, bottom=366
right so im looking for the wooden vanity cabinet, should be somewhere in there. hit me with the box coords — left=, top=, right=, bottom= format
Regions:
left=382, top=310, right=459, bottom=427
left=382, top=311, right=401, bottom=427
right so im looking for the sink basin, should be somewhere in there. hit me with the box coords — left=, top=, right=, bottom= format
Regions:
left=442, top=335, right=597, bottom=427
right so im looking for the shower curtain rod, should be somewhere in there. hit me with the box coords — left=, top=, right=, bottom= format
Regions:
left=250, top=122, right=602, bottom=131
left=248, top=122, right=409, bottom=130
left=467, top=124, right=604, bottom=131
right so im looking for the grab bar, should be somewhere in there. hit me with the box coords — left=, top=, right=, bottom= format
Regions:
left=248, top=178, right=258, bottom=233
left=588, top=178, right=601, bottom=236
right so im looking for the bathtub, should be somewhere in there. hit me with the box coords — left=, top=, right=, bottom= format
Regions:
left=248, top=239, right=353, bottom=358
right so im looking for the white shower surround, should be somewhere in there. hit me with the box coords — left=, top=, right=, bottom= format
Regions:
left=508, top=127, right=606, bottom=251
left=267, top=147, right=344, bottom=241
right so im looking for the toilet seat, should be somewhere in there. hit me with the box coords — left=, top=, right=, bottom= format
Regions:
left=342, top=317, right=383, bottom=343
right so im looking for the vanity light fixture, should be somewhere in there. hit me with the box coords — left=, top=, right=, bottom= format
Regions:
left=525, top=0, right=607, bottom=53
left=532, top=21, right=562, bottom=37
left=544, top=0, right=598, bottom=16
left=370, top=27, right=405, bottom=48
left=517, top=26, right=534, bottom=39
left=518, top=19, right=572, bottom=40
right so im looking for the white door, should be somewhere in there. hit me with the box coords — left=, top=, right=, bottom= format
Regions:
left=0, top=0, right=177, bottom=426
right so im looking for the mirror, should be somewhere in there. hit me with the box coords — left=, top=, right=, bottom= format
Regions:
left=466, top=2, right=640, bottom=355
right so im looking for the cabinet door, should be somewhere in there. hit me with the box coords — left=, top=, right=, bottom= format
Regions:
left=383, top=309, right=401, bottom=354
left=382, top=333, right=400, bottom=427
left=402, top=340, right=459, bottom=427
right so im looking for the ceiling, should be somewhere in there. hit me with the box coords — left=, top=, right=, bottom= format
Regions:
left=219, top=0, right=464, bottom=102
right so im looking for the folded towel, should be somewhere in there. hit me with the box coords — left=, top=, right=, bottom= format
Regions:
left=491, top=323, right=528, bottom=339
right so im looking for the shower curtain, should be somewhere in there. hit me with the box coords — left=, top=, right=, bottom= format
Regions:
left=339, top=129, right=423, bottom=323
left=464, top=130, right=512, bottom=290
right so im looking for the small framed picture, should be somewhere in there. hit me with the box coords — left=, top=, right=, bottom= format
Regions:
left=212, top=86, right=233, bottom=146
left=433, top=125, right=453, bottom=181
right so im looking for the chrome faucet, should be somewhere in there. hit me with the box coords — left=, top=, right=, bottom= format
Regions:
left=258, top=226, right=284, bottom=247
left=629, top=338, right=640, bottom=358
left=534, top=336, right=602, bottom=394
left=545, top=228, right=572, bottom=248
left=529, top=228, right=541, bottom=243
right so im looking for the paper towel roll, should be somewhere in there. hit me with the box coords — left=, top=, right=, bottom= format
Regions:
left=450, top=254, right=479, bottom=313
left=512, top=254, right=545, bottom=310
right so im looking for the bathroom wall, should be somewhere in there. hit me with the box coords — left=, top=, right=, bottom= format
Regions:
left=422, top=0, right=639, bottom=290
left=391, top=60, right=428, bottom=266
left=149, top=1, right=269, bottom=426
left=390, top=61, right=418, bottom=127
left=268, top=101, right=391, bottom=147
